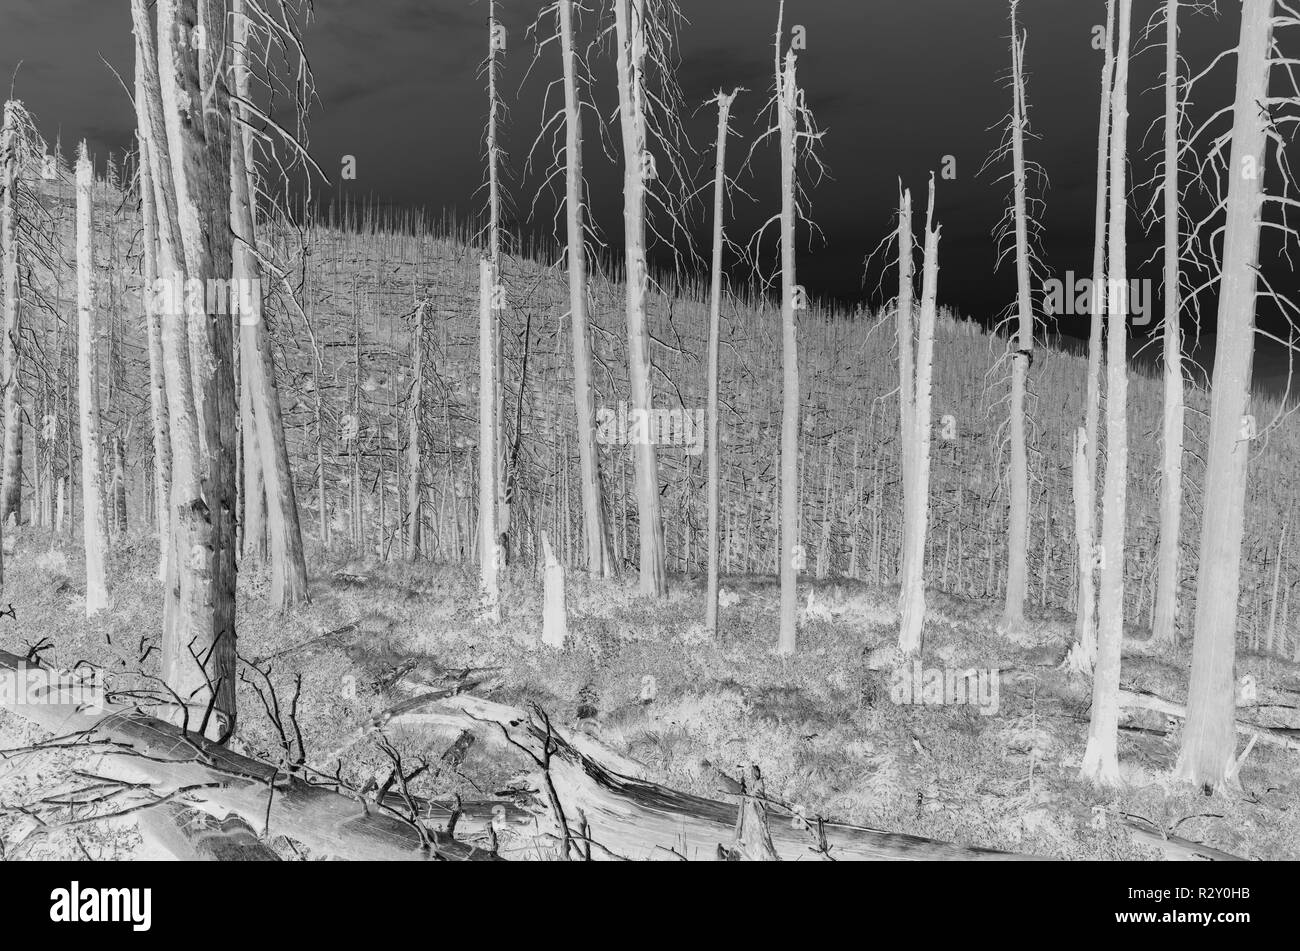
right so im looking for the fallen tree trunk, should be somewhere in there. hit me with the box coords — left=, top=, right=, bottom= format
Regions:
left=423, top=694, right=1039, bottom=861
left=1120, top=687, right=1300, bottom=753
left=138, top=804, right=281, bottom=861
left=0, top=650, right=499, bottom=861
left=1121, top=816, right=1246, bottom=861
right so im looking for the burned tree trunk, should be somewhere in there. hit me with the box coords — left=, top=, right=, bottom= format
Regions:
left=1176, top=0, right=1276, bottom=792
left=560, top=0, right=613, bottom=580
left=76, top=145, right=109, bottom=615
left=704, top=89, right=737, bottom=633
left=231, top=0, right=308, bottom=609
left=152, top=0, right=238, bottom=735
left=613, top=0, right=668, bottom=598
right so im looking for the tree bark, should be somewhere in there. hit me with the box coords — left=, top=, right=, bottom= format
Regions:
left=1002, top=4, right=1034, bottom=630
left=704, top=90, right=737, bottom=633
left=1079, top=0, right=1117, bottom=653
left=1, top=102, right=22, bottom=529
left=775, top=44, right=802, bottom=655
left=1081, top=0, right=1133, bottom=787
left=75, top=146, right=109, bottom=615
left=1152, top=0, right=1185, bottom=645
left=613, top=0, right=667, bottom=597
left=899, top=178, right=940, bottom=655
left=136, top=103, right=171, bottom=583
left=560, top=0, right=613, bottom=580
left=231, top=0, right=308, bottom=608
left=478, top=258, right=500, bottom=622
left=153, top=0, right=238, bottom=737
left=406, top=301, right=425, bottom=560
left=1176, top=0, right=1274, bottom=792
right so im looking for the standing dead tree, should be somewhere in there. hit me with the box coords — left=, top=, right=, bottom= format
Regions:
left=136, top=70, right=172, bottom=583
left=1152, top=0, right=1187, bottom=646
left=406, top=299, right=426, bottom=560
left=609, top=0, right=695, bottom=597
left=1, top=102, right=29, bottom=530
left=75, top=144, right=109, bottom=615
left=745, top=1, right=826, bottom=654
left=1082, top=0, right=1134, bottom=788
left=1136, top=1, right=1219, bottom=643
left=526, top=0, right=615, bottom=579
left=1077, top=0, right=1117, bottom=663
left=704, top=88, right=741, bottom=633
left=982, top=0, right=1048, bottom=632
left=136, top=0, right=239, bottom=736
left=479, top=257, right=501, bottom=623
left=478, top=0, right=515, bottom=562
left=1176, top=0, right=1297, bottom=791
left=228, top=0, right=311, bottom=609
left=898, top=177, right=941, bottom=656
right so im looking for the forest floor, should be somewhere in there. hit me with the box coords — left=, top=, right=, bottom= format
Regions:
left=2, top=527, right=1299, bottom=861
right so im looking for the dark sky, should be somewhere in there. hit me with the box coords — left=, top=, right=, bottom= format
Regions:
left=0, top=1, right=1275, bottom=348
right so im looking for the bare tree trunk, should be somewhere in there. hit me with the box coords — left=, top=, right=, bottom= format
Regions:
left=478, top=258, right=500, bottom=623
left=704, top=89, right=737, bottom=633
left=613, top=0, right=667, bottom=597
left=1176, top=0, right=1275, bottom=792
left=137, top=114, right=171, bottom=582
left=896, top=187, right=915, bottom=523
left=231, top=0, right=308, bottom=608
left=239, top=337, right=265, bottom=559
left=776, top=47, right=800, bottom=655
left=1067, top=427, right=1096, bottom=669
left=112, top=432, right=127, bottom=533
left=486, top=0, right=511, bottom=557
left=1002, top=2, right=1034, bottom=629
left=406, top=301, right=424, bottom=560
left=560, top=0, right=613, bottom=580
left=1152, top=0, right=1185, bottom=645
left=1079, top=0, right=1117, bottom=651
left=899, top=178, right=940, bottom=656
left=1081, top=0, right=1133, bottom=787
left=152, top=0, right=237, bottom=737
left=76, top=146, right=109, bottom=615
left=1, top=102, right=22, bottom=529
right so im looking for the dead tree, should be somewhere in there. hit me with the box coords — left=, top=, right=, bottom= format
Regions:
left=478, top=258, right=501, bottom=623
left=1081, top=0, right=1134, bottom=787
left=1177, top=0, right=1286, bottom=792
left=229, top=0, right=309, bottom=609
left=1078, top=0, right=1117, bottom=658
left=745, top=1, right=824, bottom=654
left=999, top=0, right=1039, bottom=631
left=136, top=96, right=172, bottom=583
left=1150, top=0, right=1188, bottom=645
left=147, top=0, right=239, bottom=736
left=528, top=0, right=615, bottom=578
left=898, top=177, right=941, bottom=656
left=611, top=0, right=693, bottom=597
left=1, top=102, right=24, bottom=528
left=705, top=89, right=739, bottom=632
left=75, top=144, right=109, bottom=615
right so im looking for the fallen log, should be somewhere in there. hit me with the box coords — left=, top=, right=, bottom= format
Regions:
left=427, top=694, right=1040, bottom=861
left=1121, top=817, right=1246, bottom=862
left=138, top=804, right=281, bottom=861
left=0, top=650, right=499, bottom=861
left=1119, top=688, right=1300, bottom=753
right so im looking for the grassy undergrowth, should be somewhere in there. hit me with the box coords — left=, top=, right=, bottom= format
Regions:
left=2, top=527, right=1298, bottom=861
